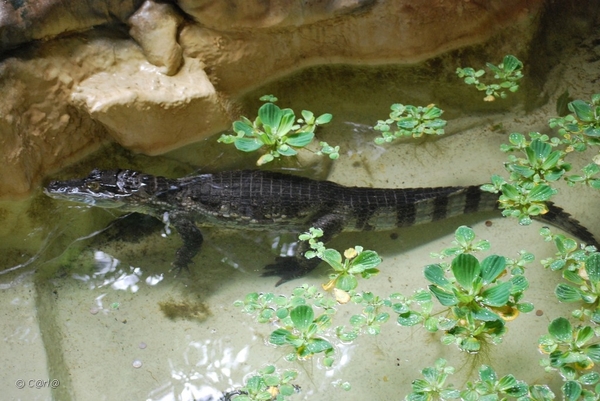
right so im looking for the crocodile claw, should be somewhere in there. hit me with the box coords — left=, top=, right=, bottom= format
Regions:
left=169, top=261, right=191, bottom=276
left=262, top=257, right=312, bottom=286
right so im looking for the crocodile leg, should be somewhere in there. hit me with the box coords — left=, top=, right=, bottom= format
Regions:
left=263, top=213, right=346, bottom=286
left=170, top=216, right=204, bottom=273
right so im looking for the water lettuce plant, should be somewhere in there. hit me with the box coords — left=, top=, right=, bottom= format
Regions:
left=235, top=284, right=337, bottom=366
left=456, top=55, right=523, bottom=101
left=299, top=227, right=381, bottom=291
left=407, top=358, right=552, bottom=401
left=218, top=95, right=338, bottom=165
left=482, top=93, right=600, bottom=224
left=539, top=317, right=600, bottom=379
left=549, top=93, right=600, bottom=141
left=395, top=226, right=533, bottom=353
left=374, top=103, right=446, bottom=144
left=222, top=365, right=299, bottom=401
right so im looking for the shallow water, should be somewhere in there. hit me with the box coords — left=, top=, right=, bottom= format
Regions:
left=2, top=46, right=600, bottom=401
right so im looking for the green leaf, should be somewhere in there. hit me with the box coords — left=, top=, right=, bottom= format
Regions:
left=517, top=302, right=534, bottom=313
left=277, top=109, right=296, bottom=136
left=497, top=374, right=519, bottom=391
left=478, top=365, right=497, bottom=382
left=290, top=305, right=314, bottom=332
left=529, top=139, right=552, bottom=162
left=509, top=132, right=526, bottom=147
left=305, top=338, right=333, bottom=354
left=285, top=131, right=314, bottom=147
left=232, top=120, right=255, bottom=137
left=424, top=264, right=451, bottom=288
left=481, top=255, right=506, bottom=284
left=256, top=153, right=274, bottom=165
left=455, top=226, right=475, bottom=247
left=234, top=137, right=264, bottom=152
left=335, top=273, right=358, bottom=291
left=461, top=337, right=481, bottom=353
left=397, top=117, right=419, bottom=129
left=501, top=183, right=520, bottom=200
left=585, top=253, right=600, bottom=284
left=423, top=106, right=443, bottom=119
left=269, top=328, right=293, bottom=345
left=548, top=317, right=573, bottom=342
left=555, top=284, right=582, bottom=303
left=575, top=326, right=594, bottom=347
left=315, top=113, right=333, bottom=125
left=528, top=184, right=556, bottom=202
left=584, top=126, right=600, bottom=137
left=276, top=144, right=297, bottom=156
left=562, top=380, right=582, bottom=401
left=451, top=254, right=481, bottom=291
left=321, top=248, right=343, bottom=270
left=569, top=100, right=594, bottom=122
left=259, top=94, right=278, bottom=102
left=258, top=102, right=283, bottom=131
left=530, top=385, right=556, bottom=401
left=301, top=110, right=314, bottom=124
left=280, top=384, right=295, bottom=396
left=510, top=275, right=529, bottom=292
left=397, top=311, right=423, bottom=326
left=541, top=150, right=564, bottom=170
left=502, top=55, right=523, bottom=73
left=351, top=250, right=382, bottom=270
left=429, top=285, right=458, bottom=306
left=586, top=344, right=600, bottom=362
left=471, top=305, right=501, bottom=321
left=580, top=371, right=600, bottom=385
left=480, top=281, right=512, bottom=307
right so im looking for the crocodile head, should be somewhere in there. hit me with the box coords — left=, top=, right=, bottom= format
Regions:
left=44, top=169, right=158, bottom=210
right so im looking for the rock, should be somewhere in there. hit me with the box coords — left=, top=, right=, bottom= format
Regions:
left=70, top=56, right=230, bottom=154
left=0, top=0, right=145, bottom=53
left=177, top=0, right=376, bottom=30
left=128, top=0, right=184, bottom=76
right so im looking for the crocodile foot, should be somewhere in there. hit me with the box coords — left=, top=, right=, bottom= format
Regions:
left=169, top=261, right=191, bottom=276
left=262, top=257, right=318, bottom=286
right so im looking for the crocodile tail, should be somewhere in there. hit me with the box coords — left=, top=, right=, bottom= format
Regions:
left=533, top=201, right=599, bottom=248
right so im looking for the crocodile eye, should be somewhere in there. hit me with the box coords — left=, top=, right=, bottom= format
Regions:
left=86, top=182, right=100, bottom=191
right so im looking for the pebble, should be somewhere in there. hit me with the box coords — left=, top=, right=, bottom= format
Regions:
left=89, top=307, right=99, bottom=315
left=139, top=342, right=147, bottom=349
left=132, top=359, right=142, bottom=368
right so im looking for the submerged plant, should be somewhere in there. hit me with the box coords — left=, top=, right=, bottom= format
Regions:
left=218, top=95, right=337, bottom=165
left=374, top=103, right=446, bottom=144
left=456, top=55, right=524, bottom=101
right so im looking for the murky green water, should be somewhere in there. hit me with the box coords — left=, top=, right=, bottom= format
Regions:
left=2, top=43, right=600, bottom=400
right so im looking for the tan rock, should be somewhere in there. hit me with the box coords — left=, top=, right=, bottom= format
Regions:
left=128, top=0, right=184, bottom=76
left=70, top=56, right=230, bottom=154
left=177, top=0, right=376, bottom=30
left=0, top=0, right=145, bottom=53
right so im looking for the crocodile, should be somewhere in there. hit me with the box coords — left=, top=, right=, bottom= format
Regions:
left=45, top=169, right=598, bottom=285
